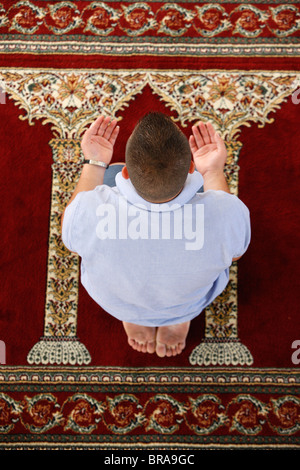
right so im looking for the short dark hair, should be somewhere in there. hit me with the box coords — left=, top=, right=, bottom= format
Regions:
left=125, top=112, right=191, bottom=202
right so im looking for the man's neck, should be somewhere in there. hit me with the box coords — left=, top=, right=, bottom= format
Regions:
left=143, top=187, right=183, bottom=204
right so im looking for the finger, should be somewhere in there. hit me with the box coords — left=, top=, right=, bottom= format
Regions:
left=215, top=130, right=226, bottom=151
left=87, top=116, right=105, bottom=135
left=109, top=124, right=120, bottom=146
left=199, top=122, right=211, bottom=144
left=98, top=116, right=111, bottom=136
left=192, top=124, right=204, bottom=148
left=189, top=135, right=197, bottom=155
left=206, top=122, right=216, bottom=143
left=103, top=118, right=118, bottom=140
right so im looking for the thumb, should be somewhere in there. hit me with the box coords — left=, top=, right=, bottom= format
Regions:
left=215, top=131, right=226, bottom=150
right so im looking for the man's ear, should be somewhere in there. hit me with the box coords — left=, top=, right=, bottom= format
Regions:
left=122, top=165, right=130, bottom=179
left=189, top=160, right=195, bottom=174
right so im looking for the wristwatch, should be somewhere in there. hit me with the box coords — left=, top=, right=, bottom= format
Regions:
left=83, top=159, right=109, bottom=169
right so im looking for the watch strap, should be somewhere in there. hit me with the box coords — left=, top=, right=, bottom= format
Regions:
left=83, top=159, right=109, bottom=169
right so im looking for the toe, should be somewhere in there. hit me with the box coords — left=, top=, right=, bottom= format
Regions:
left=128, top=338, right=138, bottom=351
left=156, top=341, right=167, bottom=358
left=166, top=346, right=174, bottom=357
left=147, top=341, right=156, bottom=354
left=136, top=341, right=146, bottom=353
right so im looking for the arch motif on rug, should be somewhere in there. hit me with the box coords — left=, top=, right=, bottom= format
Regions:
left=0, top=69, right=297, bottom=365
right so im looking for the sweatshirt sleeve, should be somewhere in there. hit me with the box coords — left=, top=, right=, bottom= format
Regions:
left=229, top=196, right=251, bottom=259
left=61, top=193, right=83, bottom=254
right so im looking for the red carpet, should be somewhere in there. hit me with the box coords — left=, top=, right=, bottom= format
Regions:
left=0, top=0, right=299, bottom=450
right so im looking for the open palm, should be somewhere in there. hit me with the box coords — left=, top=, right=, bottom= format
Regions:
left=189, top=121, right=227, bottom=176
left=81, top=115, right=119, bottom=163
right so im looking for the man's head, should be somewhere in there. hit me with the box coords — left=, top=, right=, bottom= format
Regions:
left=122, top=112, right=194, bottom=203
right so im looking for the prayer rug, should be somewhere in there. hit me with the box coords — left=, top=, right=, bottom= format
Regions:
left=0, top=0, right=299, bottom=450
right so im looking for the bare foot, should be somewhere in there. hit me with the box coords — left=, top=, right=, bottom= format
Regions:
left=123, top=322, right=156, bottom=354
left=156, top=321, right=190, bottom=358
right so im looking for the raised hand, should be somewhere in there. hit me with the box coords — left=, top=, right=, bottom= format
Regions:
left=189, top=121, right=227, bottom=176
left=81, top=115, right=120, bottom=164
